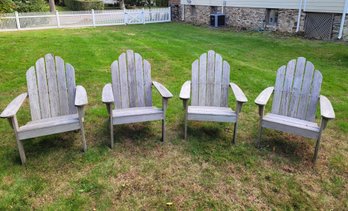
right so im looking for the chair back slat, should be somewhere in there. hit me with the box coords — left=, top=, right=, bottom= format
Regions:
left=26, top=54, right=77, bottom=121
left=111, top=50, right=153, bottom=109
left=271, top=57, right=322, bottom=121
left=191, top=50, right=230, bottom=107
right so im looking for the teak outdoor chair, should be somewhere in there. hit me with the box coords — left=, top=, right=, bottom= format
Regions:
left=0, top=54, right=88, bottom=164
left=255, top=57, right=335, bottom=163
left=102, top=50, right=173, bottom=147
left=179, top=50, right=248, bottom=143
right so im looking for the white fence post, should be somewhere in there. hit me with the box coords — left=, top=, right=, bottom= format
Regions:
left=91, top=9, right=96, bottom=27
left=142, top=8, right=145, bottom=24
left=124, top=8, right=128, bottom=25
left=56, top=10, right=61, bottom=28
left=15, top=11, right=20, bottom=30
left=168, top=7, right=171, bottom=21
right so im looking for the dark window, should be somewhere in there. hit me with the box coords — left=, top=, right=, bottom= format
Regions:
left=266, top=9, right=279, bottom=26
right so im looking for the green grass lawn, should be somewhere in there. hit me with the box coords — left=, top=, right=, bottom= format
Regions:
left=0, top=23, right=347, bottom=210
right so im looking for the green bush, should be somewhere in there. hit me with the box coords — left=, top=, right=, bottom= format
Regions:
left=0, top=0, right=48, bottom=13
left=64, top=0, right=104, bottom=10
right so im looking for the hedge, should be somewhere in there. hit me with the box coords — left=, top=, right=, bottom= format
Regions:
left=64, top=0, right=104, bottom=11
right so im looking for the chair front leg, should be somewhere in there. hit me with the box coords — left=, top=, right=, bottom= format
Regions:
left=9, top=116, right=26, bottom=164
left=105, top=103, right=114, bottom=149
left=162, top=98, right=168, bottom=142
left=257, top=105, right=265, bottom=147
left=232, top=102, right=244, bottom=144
left=313, top=118, right=328, bottom=164
left=77, top=106, right=87, bottom=152
left=183, top=99, right=188, bottom=140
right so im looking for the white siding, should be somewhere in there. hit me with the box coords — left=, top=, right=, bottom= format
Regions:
left=181, top=0, right=346, bottom=13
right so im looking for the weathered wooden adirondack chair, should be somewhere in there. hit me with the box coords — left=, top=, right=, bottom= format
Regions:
left=179, top=50, right=248, bottom=143
left=255, top=57, right=335, bottom=163
left=102, top=50, right=173, bottom=147
left=0, top=54, right=88, bottom=164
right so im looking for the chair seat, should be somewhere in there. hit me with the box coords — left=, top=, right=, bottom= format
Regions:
left=262, top=113, right=320, bottom=139
left=112, top=107, right=163, bottom=125
left=187, top=106, right=237, bottom=123
left=18, top=114, right=81, bottom=140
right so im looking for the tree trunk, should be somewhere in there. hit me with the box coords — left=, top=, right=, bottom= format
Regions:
left=49, top=0, right=56, bottom=12
left=120, top=0, right=125, bottom=9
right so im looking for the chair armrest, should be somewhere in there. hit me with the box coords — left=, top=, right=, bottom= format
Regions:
left=0, top=93, right=27, bottom=118
left=255, top=87, right=274, bottom=106
left=75, top=85, right=88, bottom=107
left=152, top=81, right=173, bottom=99
left=320, top=95, right=335, bottom=120
left=102, top=83, right=114, bottom=104
left=229, top=83, right=248, bottom=103
left=179, top=81, right=191, bottom=100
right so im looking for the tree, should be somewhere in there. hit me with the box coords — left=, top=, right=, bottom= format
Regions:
left=48, top=0, right=55, bottom=12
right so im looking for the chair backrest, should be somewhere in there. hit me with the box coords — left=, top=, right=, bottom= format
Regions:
left=191, top=50, right=230, bottom=107
left=271, top=57, right=322, bottom=122
left=26, top=54, right=77, bottom=121
left=111, top=50, right=152, bottom=109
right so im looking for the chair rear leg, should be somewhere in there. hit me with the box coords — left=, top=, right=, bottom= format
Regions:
left=16, top=139, right=26, bottom=164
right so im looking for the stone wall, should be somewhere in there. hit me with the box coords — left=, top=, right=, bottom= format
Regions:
left=277, top=9, right=305, bottom=33
left=332, top=14, right=348, bottom=40
left=223, top=7, right=266, bottom=30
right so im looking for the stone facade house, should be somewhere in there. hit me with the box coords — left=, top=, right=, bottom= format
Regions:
left=169, top=0, right=348, bottom=41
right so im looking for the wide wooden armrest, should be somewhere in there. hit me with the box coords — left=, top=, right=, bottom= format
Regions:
left=229, top=83, right=248, bottom=103
left=0, top=93, right=27, bottom=118
left=75, top=85, right=88, bottom=107
left=320, top=95, right=335, bottom=120
left=180, top=81, right=191, bottom=100
left=255, top=87, right=274, bottom=106
left=152, top=81, right=173, bottom=99
left=102, top=83, right=114, bottom=104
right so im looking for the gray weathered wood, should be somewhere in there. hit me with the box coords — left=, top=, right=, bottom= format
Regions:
left=26, top=66, right=41, bottom=121
left=262, top=113, right=320, bottom=139
left=36, top=57, right=51, bottom=118
left=152, top=81, right=173, bottom=98
left=320, top=95, right=335, bottom=119
left=45, top=54, right=60, bottom=117
left=289, top=57, right=306, bottom=117
left=221, top=61, right=230, bottom=107
left=0, top=93, right=27, bottom=118
left=102, top=83, right=115, bottom=103
left=112, top=107, right=163, bottom=125
left=66, top=63, right=77, bottom=114
left=206, top=50, right=215, bottom=106
left=213, top=53, right=223, bottom=106
left=119, top=53, right=130, bottom=108
left=56, top=56, right=69, bottom=115
left=198, top=53, right=207, bottom=106
left=111, top=60, right=122, bottom=109
left=127, top=50, right=137, bottom=107
left=306, top=70, right=322, bottom=121
left=187, top=106, right=236, bottom=122
left=229, top=83, right=248, bottom=103
left=280, top=59, right=296, bottom=115
left=191, top=60, right=199, bottom=105
left=179, top=80, right=191, bottom=100
left=75, top=85, right=88, bottom=106
left=135, top=53, right=145, bottom=107
left=144, top=59, right=152, bottom=107
left=271, top=65, right=286, bottom=114
left=255, top=87, right=274, bottom=106
left=296, top=61, right=314, bottom=119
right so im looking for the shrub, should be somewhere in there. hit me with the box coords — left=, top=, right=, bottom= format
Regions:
left=64, top=0, right=104, bottom=11
left=0, top=0, right=48, bottom=13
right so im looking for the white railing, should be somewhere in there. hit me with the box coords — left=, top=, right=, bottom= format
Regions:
left=0, top=7, right=171, bottom=31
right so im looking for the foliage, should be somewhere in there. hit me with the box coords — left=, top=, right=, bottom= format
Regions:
left=64, top=0, right=104, bottom=10
left=0, top=0, right=48, bottom=13
left=0, top=23, right=347, bottom=210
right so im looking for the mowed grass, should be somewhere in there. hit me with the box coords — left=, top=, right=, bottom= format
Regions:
left=0, top=23, right=347, bottom=210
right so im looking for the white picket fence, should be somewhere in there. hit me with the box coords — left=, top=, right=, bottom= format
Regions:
left=0, top=7, right=171, bottom=31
